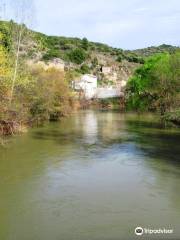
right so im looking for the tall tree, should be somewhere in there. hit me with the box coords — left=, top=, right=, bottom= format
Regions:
left=8, top=0, right=35, bottom=104
left=126, top=52, right=180, bottom=114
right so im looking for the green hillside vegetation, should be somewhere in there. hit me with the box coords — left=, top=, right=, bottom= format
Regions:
left=1, top=21, right=178, bottom=66
left=33, top=32, right=179, bottom=65
left=124, top=44, right=179, bottom=57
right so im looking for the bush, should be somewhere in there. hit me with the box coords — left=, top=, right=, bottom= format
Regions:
left=79, top=64, right=90, bottom=74
left=126, top=55, right=145, bottom=64
left=116, top=55, right=123, bottom=62
left=42, top=49, right=62, bottom=60
left=68, top=48, right=87, bottom=64
left=30, top=68, right=73, bottom=121
left=81, top=37, right=89, bottom=50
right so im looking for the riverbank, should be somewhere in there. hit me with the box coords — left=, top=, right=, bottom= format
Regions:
left=1, top=102, right=179, bottom=138
left=163, top=110, right=180, bottom=126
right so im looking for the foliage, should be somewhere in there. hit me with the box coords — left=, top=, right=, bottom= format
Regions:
left=116, top=55, right=123, bottom=62
left=68, top=48, right=87, bottom=64
left=42, top=49, right=62, bottom=60
left=65, top=69, right=81, bottom=85
left=1, top=20, right=179, bottom=66
left=124, top=53, right=145, bottom=63
left=0, top=32, right=12, bottom=113
left=124, top=44, right=179, bottom=58
left=1, top=20, right=180, bottom=135
left=30, top=68, right=73, bottom=121
left=0, top=21, right=12, bottom=51
left=81, top=37, right=89, bottom=50
left=126, top=52, right=180, bottom=114
left=0, top=33, right=11, bottom=77
left=79, top=64, right=91, bottom=74
left=0, top=33, right=74, bottom=135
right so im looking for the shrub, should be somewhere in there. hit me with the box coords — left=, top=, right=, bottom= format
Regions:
left=30, top=68, right=73, bottom=121
left=68, top=48, right=87, bottom=64
left=79, top=64, right=90, bottom=74
left=81, top=37, right=89, bottom=50
left=116, top=55, right=123, bottom=62
left=42, top=49, right=62, bottom=60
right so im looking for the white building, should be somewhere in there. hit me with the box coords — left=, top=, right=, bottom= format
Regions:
left=74, top=74, right=97, bottom=99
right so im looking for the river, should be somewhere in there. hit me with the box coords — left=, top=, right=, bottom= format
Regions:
left=0, top=111, right=180, bottom=240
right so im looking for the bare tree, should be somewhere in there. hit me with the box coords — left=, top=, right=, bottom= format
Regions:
left=9, top=0, right=35, bottom=104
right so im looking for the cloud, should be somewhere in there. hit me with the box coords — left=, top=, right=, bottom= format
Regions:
left=4, top=0, right=180, bottom=49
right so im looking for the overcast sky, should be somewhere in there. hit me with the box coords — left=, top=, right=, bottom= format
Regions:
left=3, top=0, right=180, bottom=49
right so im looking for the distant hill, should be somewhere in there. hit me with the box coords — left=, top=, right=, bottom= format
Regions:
left=124, top=44, right=179, bottom=58
left=0, top=20, right=179, bottom=87
left=1, top=20, right=178, bottom=63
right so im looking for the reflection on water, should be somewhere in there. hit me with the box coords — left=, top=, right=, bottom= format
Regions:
left=0, top=110, right=180, bottom=240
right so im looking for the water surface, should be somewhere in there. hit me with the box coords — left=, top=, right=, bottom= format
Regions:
left=0, top=111, right=180, bottom=240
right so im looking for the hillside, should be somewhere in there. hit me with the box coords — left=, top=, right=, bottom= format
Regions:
left=124, top=44, right=179, bottom=57
left=1, top=20, right=179, bottom=88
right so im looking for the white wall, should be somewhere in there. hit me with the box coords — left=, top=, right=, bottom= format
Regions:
left=96, top=87, right=123, bottom=99
left=74, top=74, right=97, bottom=99
left=74, top=75, right=124, bottom=99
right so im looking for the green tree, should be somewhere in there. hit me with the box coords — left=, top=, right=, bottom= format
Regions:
left=82, top=37, right=89, bottom=50
left=126, top=52, right=180, bottom=114
left=68, top=48, right=87, bottom=64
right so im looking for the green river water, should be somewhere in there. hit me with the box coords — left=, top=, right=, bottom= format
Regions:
left=0, top=111, right=180, bottom=240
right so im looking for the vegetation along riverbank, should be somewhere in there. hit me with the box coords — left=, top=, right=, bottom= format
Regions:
left=0, top=20, right=179, bottom=136
left=125, top=52, right=180, bottom=125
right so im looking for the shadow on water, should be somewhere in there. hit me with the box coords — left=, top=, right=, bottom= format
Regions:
left=126, top=119, right=180, bottom=163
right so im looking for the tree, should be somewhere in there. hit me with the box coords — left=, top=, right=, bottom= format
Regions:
left=30, top=67, right=73, bottom=121
left=82, top=37, right=89, bottom=50
left=68, top=48, right=87, bottom=64
left=8, top=0, right=35, bottom=104
left=126, top=52, right=180, bottom=114
left=151, top=52, right=180, bottom=114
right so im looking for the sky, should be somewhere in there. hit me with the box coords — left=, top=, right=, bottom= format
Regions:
left=2, top=0, right=180, bottom=49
